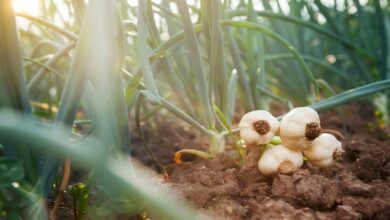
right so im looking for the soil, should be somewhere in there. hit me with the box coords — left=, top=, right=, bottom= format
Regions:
left=132, top=103, right=390, bottom=220
left=52, top=103, right=389, bottom=219
left=130, top=115, right=209, bottom=171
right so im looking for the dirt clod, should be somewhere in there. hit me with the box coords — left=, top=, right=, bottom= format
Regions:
left=336, top=205, right=362, bottom=220
left=353, top=149, right=386, bottom=182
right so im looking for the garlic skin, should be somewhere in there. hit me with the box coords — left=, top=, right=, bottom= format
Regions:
left=258, top=144, right=303, bottom=175
left=239, top=110, right=279, bottom=145
left=303, top=133, right=344, bottom=168
left=280, top=107, right=321, bottom=150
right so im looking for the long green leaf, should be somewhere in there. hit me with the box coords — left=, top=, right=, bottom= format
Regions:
left=310, top=79, right=390, bottom=112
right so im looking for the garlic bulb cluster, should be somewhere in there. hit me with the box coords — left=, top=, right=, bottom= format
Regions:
left=239, top=107, right=344, bottom=176
left=303, top=133, right=344, bottom=167
left=279, top=107, right=321, bottom=150
left=258, top=144, right=303, bottom=175
left=239, top=110, right=279, bottom=145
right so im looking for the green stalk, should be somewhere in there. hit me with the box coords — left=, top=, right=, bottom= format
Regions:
left=145, top=0, right=194, bottom=115
left=41, top=0, right=132, bottom=196
left=226, top=9, right=375, bottom=60
left=312, top=0, right=371, bottom=82
left=16, top=13, right=78, bottom=41
left=22, top=56, right=65, bottom=81
left=256, top=86, right=290, bottom=105
left=27, top=43, right=75, bottom=94
left=122, top=70, right=211, bottom=137
left=226, top=27, right=255, bottom=110
left=150, top=20, right=319, bottom=96
left=373, top=0, right=388, bottom=80
left=246, top=0, right=261, bottom=109
left=176, top=0, right=214, bottom=129
left=137, top=0, right=161, bottom=102
left=208, top=0, right=229, bottom=119
left=264, top=53, right=353, bottom=86
left=219, top=20, right=319, bottom=97
left=29, top=40, right=62, bottom=58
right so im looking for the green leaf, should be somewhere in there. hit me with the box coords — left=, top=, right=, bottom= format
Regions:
left=69, top=182, right=89, bottom=219
left=0, top=159, right=24, bottom=188
left=310, top=79, right=390, bottom=112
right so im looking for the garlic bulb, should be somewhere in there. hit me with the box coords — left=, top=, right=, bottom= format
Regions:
left=279, top=107, right=321, bottom=150
left=303, top=133, right=344, bottom=168
left=239, top=110, right=279, bottom=145
left=258, top=144, right=303, bottom=175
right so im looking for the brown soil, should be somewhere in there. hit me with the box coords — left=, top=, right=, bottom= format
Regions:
left=140, top=104, right=390, bottom=220
left=130, top=116, right=209, bottom=171
left=51, top=103, right=390, bottom=219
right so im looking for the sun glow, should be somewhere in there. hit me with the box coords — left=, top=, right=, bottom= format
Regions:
left=12, top=0, right=40, bottom=16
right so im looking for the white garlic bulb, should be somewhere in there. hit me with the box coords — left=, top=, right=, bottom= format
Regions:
left=303, top=133, right=344, bottom=168
left=258, top=144, right=303, bottom=175
left=239, top=110, right=279, bottom=145
left=279, top=107, right=321, bottom=150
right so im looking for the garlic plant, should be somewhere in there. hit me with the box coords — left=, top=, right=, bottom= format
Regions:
left=279, top=107, right=321, bottom=150
left=258, top=144, right=303, bottom=175
left=303, top=133, right=344, bottom=167
left=239, top=110, right=279, bottom=145
left=239, top=107, right=343, bottom=176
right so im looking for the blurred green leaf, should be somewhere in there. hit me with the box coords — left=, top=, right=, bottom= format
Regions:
left=0, top=111, right=196, bottom=220
left=0, top=159, right=24, bottom=188
left=0, top=0, right=37, bottom=184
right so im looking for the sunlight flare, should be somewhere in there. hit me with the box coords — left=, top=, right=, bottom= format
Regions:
left=12, top=0, right=40, bottom=16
